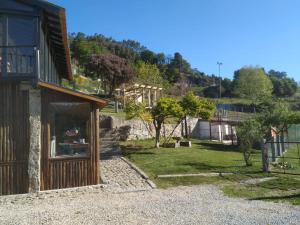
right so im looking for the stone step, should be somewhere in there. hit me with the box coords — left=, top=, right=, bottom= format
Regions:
left=100, top=137, right=119, bottom=141
left=100, top=133, right=119, bottom=138
left=101, top=144, right=119, bottom=149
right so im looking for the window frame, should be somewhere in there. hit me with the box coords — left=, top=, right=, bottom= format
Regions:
left=48, top=102, right=92, bottom=159
left=0, top=12, right=39, bottom=78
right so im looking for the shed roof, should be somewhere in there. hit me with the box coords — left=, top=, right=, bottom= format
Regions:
left=38, top=81, right=108, bottom=108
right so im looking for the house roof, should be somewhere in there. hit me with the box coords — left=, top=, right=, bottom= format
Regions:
left=18, top=0, right=73, bottom=81
left=38, top=81, right=108, bottom=108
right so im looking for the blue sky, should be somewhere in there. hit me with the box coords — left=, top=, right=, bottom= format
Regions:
left=51, top=0, right=300, bottom=81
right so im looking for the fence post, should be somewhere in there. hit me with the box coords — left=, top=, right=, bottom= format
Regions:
left=261, top=139, right=269, bottom=173
left=271, top=136, right=276, bottom=162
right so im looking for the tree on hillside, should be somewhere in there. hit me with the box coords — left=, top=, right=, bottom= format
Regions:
left=165, top=52, right=191, bottom=83
left=140, top=50, right=158, bottom=64
left=86, top=54, right=135, bottom=96
left=233, top=66, right=273, bottom=104
left=135, top=61, right=165, bottom=86
left=221, top=78, right=233, bottom=97
left=69, top=33, right=104, bottom=67
left=268, top=70, right=298, bottom=97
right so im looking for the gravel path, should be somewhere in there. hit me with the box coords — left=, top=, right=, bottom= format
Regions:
left=0, top=185, right=299, bottom=225
left=101, top=157, right=152, bottom=192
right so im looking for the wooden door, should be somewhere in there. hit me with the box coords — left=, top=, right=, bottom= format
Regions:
left=0, top=83, right=29, bottom=195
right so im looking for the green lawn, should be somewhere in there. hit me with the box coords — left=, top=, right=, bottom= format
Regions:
left=271, top=145, right=300, bottom=174
left=101, top=105, right=126, bottom=118
left=121, top=139, right=264, bottom=188
left=121, top=139, right=300, bottom=205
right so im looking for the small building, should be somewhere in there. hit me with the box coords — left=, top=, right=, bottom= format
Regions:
left=0, top=0, right=107, bottom=195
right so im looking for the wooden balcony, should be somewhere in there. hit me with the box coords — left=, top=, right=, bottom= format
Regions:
left=0, top=45, right=38, bottom=80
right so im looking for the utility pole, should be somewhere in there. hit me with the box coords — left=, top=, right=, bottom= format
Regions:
left=217, top=62, right=223, bottom=98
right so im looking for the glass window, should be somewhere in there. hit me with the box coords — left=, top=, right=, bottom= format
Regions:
left=49, top=103, right=91, bottom=158
left=7, top=16, right=36, bottom=46
left=0, top=16, right=3, bottom=74
left=0, top=16, right=4, bottom=46
left=7, top=47, right=35, bottom=74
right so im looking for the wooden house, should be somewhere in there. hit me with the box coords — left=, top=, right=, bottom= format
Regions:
left=0, top=0, right=107, bottom=195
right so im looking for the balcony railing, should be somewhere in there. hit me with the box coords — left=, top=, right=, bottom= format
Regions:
left=0, top=46, right=38, bottom=79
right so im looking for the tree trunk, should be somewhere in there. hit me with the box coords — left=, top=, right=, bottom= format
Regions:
left=262, top=139, right=269, bottom=172
left=243, top=149, right=252, bottom=166
left=163, top=120, right=182, bottom=145
left=154, top=122, right=162, bottom=148
left=184, top=116, right=188, bottom=139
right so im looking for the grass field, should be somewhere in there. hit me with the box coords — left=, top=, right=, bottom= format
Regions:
left=101, top=104, right=126, bottom=118
left=271, top=144, right=300, bottom=174
left=121, top=139, right=300, bottom=205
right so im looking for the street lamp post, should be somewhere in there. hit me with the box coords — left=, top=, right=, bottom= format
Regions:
left=217, top=62, right=223, bottom=98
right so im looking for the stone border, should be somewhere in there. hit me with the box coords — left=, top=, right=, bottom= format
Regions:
left=120, top=157, right=157, bottom=189
left=157, top=172, right=233, bottom=178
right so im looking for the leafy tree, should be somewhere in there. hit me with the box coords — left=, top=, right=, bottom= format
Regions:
left=233, top=66, right=273, bottom=104
left=163, top=92, right=215, bottom=143
left=221, top=78, right=233, bottom=97
left=268, top=70, right=298, bottom=97
left=256, top=100, right=300, bottom=139
left=165, top=52, right=191, bottom=83
left=124, top=102, right=153, bottom=137
left=180, top=92, right=215, bottom=138
left=122, top=39, right=146, bottom=54
left=135, top=61, right=165, bottom=86
left=203, top=85, right=222, bottom=98
left=70, top=32, right=104, bottom=67
left=140, top=50, right=157, bottom=64
left=151, top=98, right=184, bottom=148
left=237, top=119, right=262, bottom=166
left=238, top=99, right=300, bottom=171
left=86, top=54, right=135, bottom=96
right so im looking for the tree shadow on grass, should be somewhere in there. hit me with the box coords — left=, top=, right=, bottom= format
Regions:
left=250, top=193, right=300, bottom=201
left=121, top=145, right=155, bottom=157
left=182, top=162, right=249, bottom=172
left=194, top=142, right=241, bottom=153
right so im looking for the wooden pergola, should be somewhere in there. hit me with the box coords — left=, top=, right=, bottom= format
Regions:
left=115, top=83, right=163, bottom=111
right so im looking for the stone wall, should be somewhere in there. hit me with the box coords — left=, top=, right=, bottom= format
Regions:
left=108, top=116, right=199, bottom=141
left=102, top=115, right=237, bottom=142
left=28, top=89, right=42, bottom=193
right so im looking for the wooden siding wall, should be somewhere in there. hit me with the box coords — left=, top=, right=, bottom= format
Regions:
left=41, top=89, right=100, bottom=190
left=39, top=24, right=60, bottom=85
left=0, top=83, right=29, bottom=195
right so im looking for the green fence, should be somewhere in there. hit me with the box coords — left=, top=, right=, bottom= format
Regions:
left=267, top=124, right=300, bottom=175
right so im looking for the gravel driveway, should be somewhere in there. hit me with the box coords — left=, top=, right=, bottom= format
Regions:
left=0, top=185, right=299, bottom=225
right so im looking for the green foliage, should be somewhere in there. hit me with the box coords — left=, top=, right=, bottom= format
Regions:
left=134, top=61, right=166, bottom=86
left=124, top=102, right=147, bottom=120
left=152, top=98, right=184, bottom=123
left=198, top=98, right=216, bottom=120
left=69, top=32, right=298, bottom=105
left=181, top=91, right=201, bottom=117
left=268, top=70, right=298, bottom=97
left=121, top=139, right=263, bottom=188
left=237, top=119, right=262, bottom=166
left=69, top=33, right=105, bottom=66
left=86, top=54, right=135, bottom=96
left=181, top=91, right=216, bottom=120
left=256, top=99, right=300, bottom=139
left=233, top=66, right=273, bottom=103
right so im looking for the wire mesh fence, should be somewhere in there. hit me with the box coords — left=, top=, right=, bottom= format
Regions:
left=265, top=124, right=300, bottom=175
